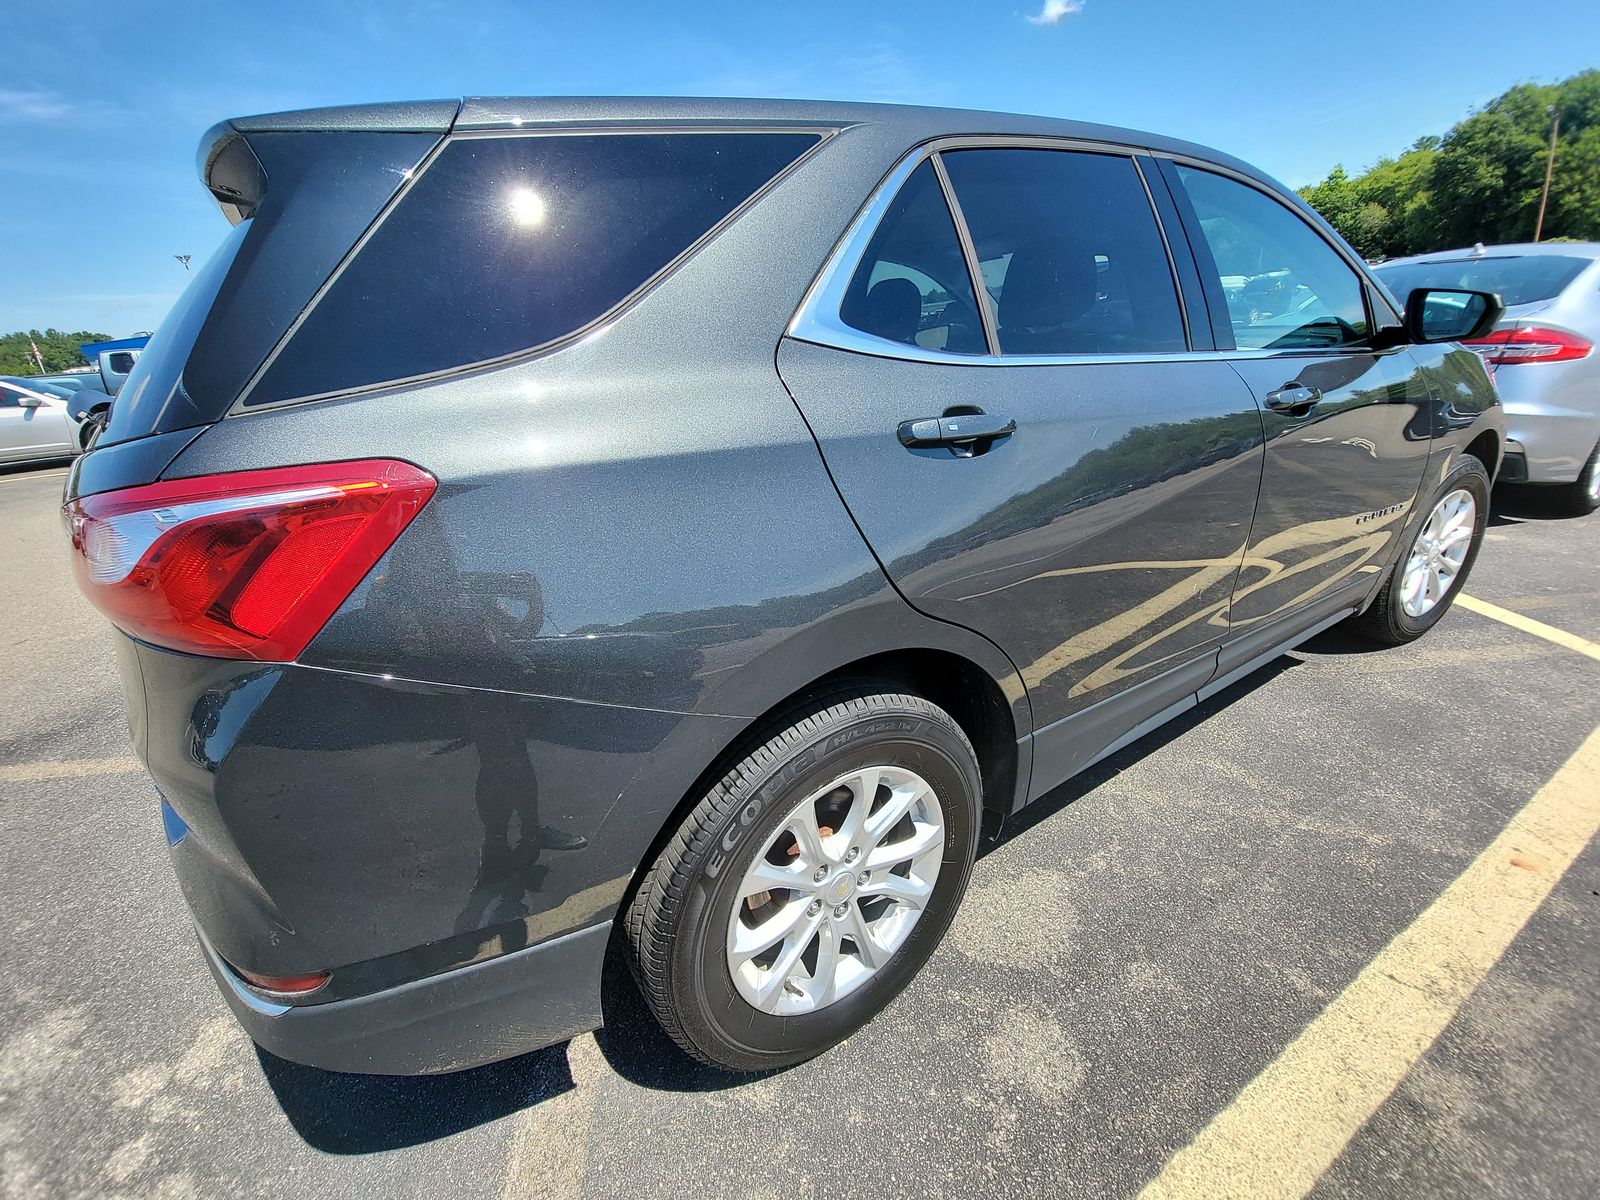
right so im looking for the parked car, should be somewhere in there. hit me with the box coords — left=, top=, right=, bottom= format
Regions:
left=65, top=98, right=1504, bottom=1075
left=1, top=378, right=82, bottom=463
left=1374, top=243, right=1600, bottom=513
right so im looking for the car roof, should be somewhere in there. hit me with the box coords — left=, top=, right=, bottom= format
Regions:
left=199, top=95, right=1273, bottom=193
left=1378, top=242, right=1600, bottom=266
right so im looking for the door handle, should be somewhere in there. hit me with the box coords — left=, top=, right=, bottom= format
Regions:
left=897, top=411, right=1017, bottom=449
left=1264, top=383, right=1324, bottom=412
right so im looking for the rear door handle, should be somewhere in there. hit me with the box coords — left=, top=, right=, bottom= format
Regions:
left=1264, top=383, right=1324, bottom=412
left=897, top=412, right=1017, bottom=449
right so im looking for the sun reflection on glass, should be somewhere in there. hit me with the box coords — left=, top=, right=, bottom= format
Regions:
left=507, top=187, right=547, bottom=228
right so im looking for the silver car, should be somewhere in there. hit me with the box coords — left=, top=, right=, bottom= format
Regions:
left=0, top=379, right=82, bottom=464
left=1375, top=243, right=1600, bottom=514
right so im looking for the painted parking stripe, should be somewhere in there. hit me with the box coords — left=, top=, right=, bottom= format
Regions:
left=0, top=757, right=143, bottom=784
left=1138, top=722, right=1600, bottom=1200
left=1455, top=593, right=1600, bottom=663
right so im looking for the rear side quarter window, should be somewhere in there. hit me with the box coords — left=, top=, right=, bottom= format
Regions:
left=246, top=131, right=823, bottom=407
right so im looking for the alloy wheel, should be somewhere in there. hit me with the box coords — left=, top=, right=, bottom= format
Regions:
left=726, top=765, right=945, bottom=1015
left=1400, top=488, right=1477, bottom=618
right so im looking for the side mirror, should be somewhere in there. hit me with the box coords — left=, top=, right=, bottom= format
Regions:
left=15, top=393, right=44, bottom=409
left=1406, top=288, right=1503, bottom=344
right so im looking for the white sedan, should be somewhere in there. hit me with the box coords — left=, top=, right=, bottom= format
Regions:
left=0, top=378, right=83, bottom=464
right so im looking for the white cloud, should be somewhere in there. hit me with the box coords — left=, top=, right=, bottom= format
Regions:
left=1027, top=0, right=1086, bottom=26
left=0, top=88, right=74, bottom=121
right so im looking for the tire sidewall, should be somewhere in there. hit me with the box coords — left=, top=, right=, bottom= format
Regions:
left=671, top=703, right=980, bottom=1064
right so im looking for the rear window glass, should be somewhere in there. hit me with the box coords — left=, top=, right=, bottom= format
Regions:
left=1374, top=255, right=1592, bottom=307
left=246, top=131, right=821, bottom=406
left=942, top=148, right=1186, bottom=356
left=101, top=219, right=252, bottom=445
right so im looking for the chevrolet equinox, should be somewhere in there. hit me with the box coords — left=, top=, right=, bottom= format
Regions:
left=66, top=97, right=1506, bottom=1074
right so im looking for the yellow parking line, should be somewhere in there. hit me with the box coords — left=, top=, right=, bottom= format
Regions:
left=0, top=757, right=143, bottom=784
left=1455, top=593, right=1600, bottom=663
left=0, top=468, right=69, bottom=486
left=1138, top=722, right=1600, bottom=1200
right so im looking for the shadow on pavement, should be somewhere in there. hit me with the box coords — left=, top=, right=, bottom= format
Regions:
left=257, top=1039, right=576, bottom=1153
left=1492, top=484, right=1585, bottom=522
left=984, top=655, right=1298, bottom=856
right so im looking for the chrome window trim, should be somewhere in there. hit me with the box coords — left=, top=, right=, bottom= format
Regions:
left=790, top=135, right=1406, bottom=368
left=788, top=135, right=1200, bottom=367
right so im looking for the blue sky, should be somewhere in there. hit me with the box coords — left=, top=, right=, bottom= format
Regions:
left=4, top=0, right=1597, bottom=337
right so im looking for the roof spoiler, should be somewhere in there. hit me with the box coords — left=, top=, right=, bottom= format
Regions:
left=195, top=100, right=461, bottom=221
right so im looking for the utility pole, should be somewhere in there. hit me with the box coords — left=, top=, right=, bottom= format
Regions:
left=1534, top=106, right=1561, bottom=242
left=174, top=254, right=192, bottom=274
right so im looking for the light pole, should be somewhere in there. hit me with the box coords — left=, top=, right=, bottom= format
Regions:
left=174, top=254, right=192, bottom=274
left=1534, top=106, right=1561, bottom=243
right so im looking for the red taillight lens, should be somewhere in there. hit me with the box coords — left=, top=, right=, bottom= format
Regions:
left=65, top=459, right=435, bottom=661
left=1464, top=326, right=1594, bottom=365
left=234, top=967, right=331, bottom=998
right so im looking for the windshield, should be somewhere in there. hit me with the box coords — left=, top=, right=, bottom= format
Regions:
left=1375, top=255, right=1592, bottom=307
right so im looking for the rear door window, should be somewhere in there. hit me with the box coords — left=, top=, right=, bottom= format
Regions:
left=839, top=160, right=987, bottom=355
left=1175, top=165, right=1370, bottom=351
left=939, top=148, right=1186, bottom=356
left=246, top=131, right=822, bottom=406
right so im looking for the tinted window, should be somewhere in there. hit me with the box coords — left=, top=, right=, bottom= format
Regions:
left=940, top=149, right=1185, bottom=356
left=1374, top=255, right=1592, bottom=307
left=840, top=160, right=986, bottom=355
left=101, top=218, right=252, bottom=446
left=1176, top=166, right=1368, bottom=350
left=249, top=132, right=821, bottom=405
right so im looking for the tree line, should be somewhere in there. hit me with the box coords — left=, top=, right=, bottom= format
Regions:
left=1299, top=69, right=1599, bottom=260
left=0, top=329, right=115, bottom=377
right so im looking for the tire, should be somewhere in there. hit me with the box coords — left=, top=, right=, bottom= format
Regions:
left=624, top=687, right=981, bottom=1072
left=1552, top=438, right=1600, bottom=517
left=1354, top=455, right=1491, bottom=645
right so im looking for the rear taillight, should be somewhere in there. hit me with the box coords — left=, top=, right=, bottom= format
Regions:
left=65, top=459, right=435, bottom=661
left=1465, top=326, right=1594, bottom=365
left=234, top=967, right=332, bottom=999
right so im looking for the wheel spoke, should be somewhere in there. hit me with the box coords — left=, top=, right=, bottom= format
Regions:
left=862, top=778, right=927, bottom=851
left=808, top=922, right=844, bottom=1006
left=841, top=902, right=889, bottom=969
left=750, top=917, right=822, bottom=1010
left=866, top=819, right=942, bottom=872
left=738, top=858, right=813, bottom=899
left=786, top=803, right=829, bottom=868
left=858, top=870, right=933, bottom=909
left=730, top=895, right=813, bottom=965
left=833, top=766, right=880, bottom=852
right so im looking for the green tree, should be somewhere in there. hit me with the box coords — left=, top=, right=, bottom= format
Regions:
left=0, top=329, right=115, bottom=376
left=1299, top=69, right=1600, bottom=256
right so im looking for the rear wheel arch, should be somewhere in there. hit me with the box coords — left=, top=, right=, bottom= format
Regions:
left=616, top=644, right=1023, bottom=934
left=1463, top=429, right=1500, bottom=481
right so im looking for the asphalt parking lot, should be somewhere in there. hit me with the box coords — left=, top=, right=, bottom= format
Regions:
left=2, top=458, right=1597, bottom=1200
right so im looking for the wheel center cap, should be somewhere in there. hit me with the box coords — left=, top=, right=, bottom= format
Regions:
left=824, top=871, right=856, bottom=906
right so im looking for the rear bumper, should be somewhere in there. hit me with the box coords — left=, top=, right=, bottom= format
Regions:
left=200, top=919, right=611, bottom=1075
left=1497, top=374, right=1600, bottom=485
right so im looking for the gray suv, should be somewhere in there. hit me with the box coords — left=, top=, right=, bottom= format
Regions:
left=66, top=98, right=1505, bottom=1075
